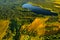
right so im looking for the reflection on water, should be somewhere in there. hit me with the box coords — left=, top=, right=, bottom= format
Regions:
left=22, top=4, right=58, bottom=16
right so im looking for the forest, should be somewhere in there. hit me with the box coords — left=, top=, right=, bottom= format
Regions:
left=0, top=0, right=60, bottom=40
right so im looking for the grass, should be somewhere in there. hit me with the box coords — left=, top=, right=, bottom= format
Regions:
left=0, top=20, right=10, bottom=39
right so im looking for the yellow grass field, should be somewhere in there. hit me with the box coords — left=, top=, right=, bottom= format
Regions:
left=0, top=20, right=10, bottom=40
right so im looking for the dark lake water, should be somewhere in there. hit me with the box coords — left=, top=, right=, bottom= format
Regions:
left=22, top=4, right=58, bottom=16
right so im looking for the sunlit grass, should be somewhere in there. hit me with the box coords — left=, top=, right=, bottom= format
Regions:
left=0, top=20, right=10, bottom=39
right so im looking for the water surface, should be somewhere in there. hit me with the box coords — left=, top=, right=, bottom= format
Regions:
left=22, top=4, right=58, bottom=16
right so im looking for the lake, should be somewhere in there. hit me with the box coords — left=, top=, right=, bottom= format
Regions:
left=22, top=4, right=58, bottom=16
